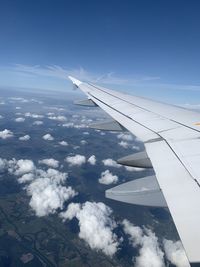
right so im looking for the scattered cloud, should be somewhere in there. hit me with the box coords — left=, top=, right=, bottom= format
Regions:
left=99, top=170, right=118, bottom=185
left=39, top=158, right=59, bottom=168
left=3, top=158, right=77, bottom=217
left=27, top=169, right=76, bottom=217
left=33, top=120, right=43, bottom=125
left=15, top=117, right=25, bottom=122
left=0, top=158, right=7, bottom=172
left=117, top=133, right=134, bottom=141
left=124, top=166, right=145, bottom=172
left=8, top=159, right=36, bottom=176
left=65, top=154, right=86, bottom=166
left=122, top=219, right=165, bottom=267
left=25, top=112, right=44, bottom=119
left=102, top=158, right=120, bottom=168
left=59, top=140, right=68, bottom=146
left=42, top=134, right=54, bottom=141
left=60, top=201, right=119, bottom=256
left=118, top=140, right=129, bottom=149
left=0, top=129, right=14, bottom=139
left=62, top=122, right=87, bottom=129
left=80, top=140, right=87, bottom=145
left=163, top=239, right=190, bottom=267
left=19, top=135, right=30, bottom=141
left=48, top=115, right=67, bottom=122
left=88, top=155, right=96, bottom=165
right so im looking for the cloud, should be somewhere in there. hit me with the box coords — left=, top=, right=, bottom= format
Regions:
left=88, top=155, right=96, bottom=165
left=0, top=129, right=14, bottom=139
left=10, top=64, right=160, bottom=86
left=48, top=115, right=67, bottom=122
left=19, top=135, right=30, bottom=141
left=0, top=158, right=7, bottom=172
left=27, top=168, right=76, bottom=217
left=0, top=158, right=77, bottom=217
left=124, top=166, right=145, bottom=172
left=99, top=170, right=118, bottom=185
left=102, top=158, right=120, bottom=168
left=25, top=112, right=44, bottom=119
left=163, top=239, right=190, bottom=267
left=42, top=134, right=54, bottom=141
left=18, top=173, right=35, bottom=183
left=39, top=158, right=59, bottom=168
left=33, top=120, right=43, bottom=125
left=80, top=140, right=87, bottom=145
left=8, top=159, right=36, bottom=176
left=59, top=141, right=68, bottom=146
left=60, top=201, right=119, bottom=256
left=122, top=219, right=165, bottom=267
left=65, top=154, right=86, bottom=166
left=117, top=133, right=134, bottom=141
left=62, top=122, right=87, bottom=129
left=118, top=141, right=129, bottom=149
left=15, top=117, right=25, bottom=122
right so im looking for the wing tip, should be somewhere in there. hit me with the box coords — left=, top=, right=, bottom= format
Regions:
left=68, top=76, right=82, bottom=86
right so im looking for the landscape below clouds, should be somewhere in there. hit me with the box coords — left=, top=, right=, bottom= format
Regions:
left=0, top=87, right=189, bottom=267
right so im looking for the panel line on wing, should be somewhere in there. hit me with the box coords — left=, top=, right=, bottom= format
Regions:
left=88, top=92, right=200, bottom=189
left=87, top=83, right=200, bottom=134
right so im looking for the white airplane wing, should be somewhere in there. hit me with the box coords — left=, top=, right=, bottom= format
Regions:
left=69, top=76, right=200, bottom=265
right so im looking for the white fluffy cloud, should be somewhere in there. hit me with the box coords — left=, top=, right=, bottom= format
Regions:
left=117, top=133, right=133, bottom=141
left=60, top=201, right=119, bottom=256
left=27, top=171, right=76, bottom=217
left=18, top=173, right=35, bottom=183
left=117, top=133, right=134, bottom=141
left=88, top=155, right=96, bottom=165
left=25, top=112, right=44, bottom=119
left=118, top=140, right=129, bottom=149
left=80, top=140, right=87, bottom=145
left=0, top=159, right=77, bottom=216
left=8, top=159, right=36, bottom=176
left=59, top=140, right=68, bottom=146
left=33, top=120, right=43, bottom=125
left=39, top=158, right=59, bottom=168
left=124, top=166, right=145, bottom=172
left=19, top=135, right=30, bottom=141
left=163, top=239, right=190, bottom=267
left=99, top=170, right=118, bottom=185
left=42, top=134, right=54, bottom=141
left=102, top=158, right=120, bottom=168
left=0, top=129, right=14, bottom=139
left=15, top=117, right=25, bottom=122
left=122, top=219, right=165, bottom=267
left=65, top=154, right=86, bottom=166
left=48, top=115, right=67, bottom=122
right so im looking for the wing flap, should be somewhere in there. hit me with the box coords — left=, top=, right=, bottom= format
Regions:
left=106, top=175, right=167, bottom=207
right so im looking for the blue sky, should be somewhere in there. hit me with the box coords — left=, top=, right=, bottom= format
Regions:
left=1, top=0, right=200, bottom=104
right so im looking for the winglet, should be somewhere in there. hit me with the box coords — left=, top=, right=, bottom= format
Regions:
left=68, top=76, right=82, bottom=86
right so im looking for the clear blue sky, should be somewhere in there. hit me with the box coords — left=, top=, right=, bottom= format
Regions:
left=1, top=0, right=200, bottom=104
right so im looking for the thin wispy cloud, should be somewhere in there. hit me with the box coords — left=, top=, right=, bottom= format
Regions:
left=4, top=64, right=160, bottom=86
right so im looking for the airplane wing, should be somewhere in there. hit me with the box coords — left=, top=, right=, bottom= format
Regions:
left=68, top=76, right=200, bottom=265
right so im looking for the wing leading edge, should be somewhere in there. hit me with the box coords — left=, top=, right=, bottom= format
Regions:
left=69, top=76, right=200, bottom=264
